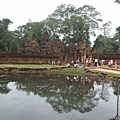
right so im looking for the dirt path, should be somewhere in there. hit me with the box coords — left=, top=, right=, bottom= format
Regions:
left=90, top=67, right=120, bottom=75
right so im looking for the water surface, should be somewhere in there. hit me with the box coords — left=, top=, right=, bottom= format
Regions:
left=0, top=74, right=119, bottom=120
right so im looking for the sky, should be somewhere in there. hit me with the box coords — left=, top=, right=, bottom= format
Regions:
left=0, top=0, right=120, bottom=43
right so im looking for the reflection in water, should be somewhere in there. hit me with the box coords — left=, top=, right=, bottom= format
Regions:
left=0, top=79, right=11, bottom=94
left=0, top=74, right=119, bottom=120
left=110, top=84, right=120, bottom=120
left=116, top=84, right=120, bottom=120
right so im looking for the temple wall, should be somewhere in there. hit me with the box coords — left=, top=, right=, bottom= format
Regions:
left=0, top=53, right=93, bottom=65
left=99, top=53, right=120, bottom=64
left=0, top=53, right=59, bottom=64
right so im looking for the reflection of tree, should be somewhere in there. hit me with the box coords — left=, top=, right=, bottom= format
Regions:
left=0, top=79, right=11, bottom=94
left=110, top=83, right=120, bottom=120
left=93, top=80, right=112, bottom=102
left=100, top=80, right=111, bottom=101
left=8, top=74, right=100, bottom=113
left=0, top=74, right=114, bottom=114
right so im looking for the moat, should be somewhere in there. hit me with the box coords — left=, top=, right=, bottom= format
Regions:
left=0, top=74, right=120, bottom=120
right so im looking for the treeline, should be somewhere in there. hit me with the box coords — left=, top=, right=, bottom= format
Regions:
left=0, top=4, right=120, bottom=54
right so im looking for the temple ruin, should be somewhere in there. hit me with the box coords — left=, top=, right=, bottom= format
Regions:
left=0, top=32, right=95, bottom=65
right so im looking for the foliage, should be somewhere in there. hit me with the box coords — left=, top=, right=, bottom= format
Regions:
left=1, top=4, right=120, bottom=54
left=99, top=21, right=112, bottom=48
left=114, top=26, right=120, bottom=48
left=0, top=18, right=13, bottom=51
left=93, top=35, right=114, bottom=54
left=48, top=4, right=102, bottom=45
left=61, top=16, right=90, bottom=44
left=0, top=4, right=102, bottom=52
left=92, top=21, right=119, bottom=54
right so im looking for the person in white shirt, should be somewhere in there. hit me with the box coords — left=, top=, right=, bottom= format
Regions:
left=110, top=59, right=113, bottom=68
left=67, top=63, right=71, bottom=68
left=94, top=58, right=98, bottom=67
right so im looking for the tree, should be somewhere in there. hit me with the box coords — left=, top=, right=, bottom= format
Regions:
left=61, top=16, right=90, bottom=44
left=48, top=4, right=102, bottom=44
left=115, top=26, right=120, bottom=47
left=0, top=18, right=13, bottom=30
left=92, top=35, right=105, bottom=54
left=114, top=0, right=120, bottom=4
left=113, top=26, right=120, bottom=52
left=0, top=18, right=13, bottom=51
left=99, top=21, right=112, bottom=49
left=77, top=5, right=102, bottom=36
left=93, top=35, right=114, bottom=54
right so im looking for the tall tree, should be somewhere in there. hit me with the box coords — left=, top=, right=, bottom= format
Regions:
left=77, top=5, right=102, bottom=36
left=0, top=18, right=13, bottom=51
left=115, top=26, right=120, bottom=47
left=48, top=4, right=102, bottom=44
left=113, top=26, right=120, bottom=50
left=61, top=16, right=90, bottom=44
left=0, top=18, right=13, bottom=30
left=100, top=21, right=112, bottom=49
left=93, top=35, right=114, bottom=54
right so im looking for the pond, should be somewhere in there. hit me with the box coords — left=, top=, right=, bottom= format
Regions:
left=0, top=74, right=120, bottom=120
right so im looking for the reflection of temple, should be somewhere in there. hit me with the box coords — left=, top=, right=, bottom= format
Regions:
left=0, top=32, right=95, bottom=64
left=0, top=74, right=114, bottom=114
left=8, top=74, right=98, bottom=113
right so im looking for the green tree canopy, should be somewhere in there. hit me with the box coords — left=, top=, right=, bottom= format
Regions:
left=47, top=4, right=102, bottom=45
left=0, top=18, right=13, bottom=51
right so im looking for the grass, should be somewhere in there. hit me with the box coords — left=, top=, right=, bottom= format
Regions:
left=0, top=64, right=120, bottom=78
left=51, top=67, right=85, bottom=75
left=0, top=64, right=65, bottom=68
left=0, top=64, right=86, bottom=76
left=91, top=69, right=120, bottom=77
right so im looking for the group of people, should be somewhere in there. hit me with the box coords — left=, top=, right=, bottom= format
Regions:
left=86, top=58, right=103, bottom=67
left=108, top=59, right=117, bottom=68
left=67, top=60, right=79, bottom=68
left=66, top=58, right=118, bottom=69
left=87, top=58, right=118, bottom=69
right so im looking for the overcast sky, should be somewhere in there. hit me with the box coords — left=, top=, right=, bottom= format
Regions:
left=0, top=0, right=120, bottom=43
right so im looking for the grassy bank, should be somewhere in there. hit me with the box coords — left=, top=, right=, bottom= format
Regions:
left=0, top=64, right=120, bottom=79
left=0, top=64, right=65, bottom=68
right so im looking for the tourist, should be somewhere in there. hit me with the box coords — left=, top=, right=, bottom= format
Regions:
left=94, top=58, right=98, bottom=67
left=86, top=58, right=89, bottom=66
left=108, top=61, right=111, bottom=68
left=101, top=59, right=105, bottom=67
left=110, top=59, right=113, bottom=68
left=67, top=63, right=71, bottom=68
left=57, top=60, right=61, bottom=65
left=71, top=60, right=74, bottom=67
left=74, top=63, right=79, bottom=68
left=76, top=59, right=79, bottom=64
left=88, top=58, right=91, bottom=67
left=98, top=60, right=101, bottom=67
left=52, top=60, right=55, bottom=65
left=114, top=60, right=117, bottom=69
left=82, top=63, right=85, bottom=68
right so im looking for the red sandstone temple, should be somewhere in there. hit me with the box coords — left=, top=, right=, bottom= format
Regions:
left=0, top=32, right=95, bottom=65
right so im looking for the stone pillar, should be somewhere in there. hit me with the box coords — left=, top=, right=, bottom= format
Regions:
left=81, top=54, right=84, bottom=63
left=65, top=54, right=68, bottom=62
left=78, top=53, right=81, bottom=63
left=59, top=53, right=62, bottom=62
left=84, top=54, right=86, bottom=64
left=74, top=51, right=77, bottom=61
